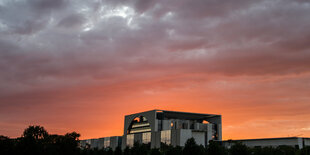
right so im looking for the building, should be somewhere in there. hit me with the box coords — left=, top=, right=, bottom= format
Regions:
left=122, top=110, right=222, bottom=149
left=80, top=109, right=310, bottom=150
left=80, top=136, right=122, bottom=150
left=222, top=137, right=310, bottom=149
left=80, top=109, right=222, bottom=150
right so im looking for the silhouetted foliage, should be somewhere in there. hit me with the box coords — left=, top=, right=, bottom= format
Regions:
left=114, top=146, right=122, bottom=155
left=1, top=125, right=309, bottom=155
left=207, top=140, right=227, bottom=155
left=124, top=146, right=131, bottom=155
left=150, top=148, right=161, bottom=155
left=0, top=135, right=15, bottom=155
left=183, top=138, right=205, bottom=155
left=229, top=141, right=250, bottom=155
left=131, top=142, right=150, bottom=155
left=166, top=146, right=183, bottom=155
left=0, top=125, right=81, bottom=155
left=301, top=146, right=310, bottom=155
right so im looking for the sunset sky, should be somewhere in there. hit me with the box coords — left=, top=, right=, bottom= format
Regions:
left=1, top=0, right=310, bottom=140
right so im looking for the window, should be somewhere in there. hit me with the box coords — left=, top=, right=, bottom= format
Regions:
left=104, top=137, right=110, bottom=148
left=161, top=130, right=171, bottom=145
left=126, top=134, right=134, bottom=147
left=142, top=132, right=151, bottom=144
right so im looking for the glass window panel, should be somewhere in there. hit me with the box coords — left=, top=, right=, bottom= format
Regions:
left=126, top=134, right=134, bottom=148
left=161, top=130, right=171, bottom=145
left=142, top=132, right=151, bottom=144
left=104, top=137, right=110, bottom=148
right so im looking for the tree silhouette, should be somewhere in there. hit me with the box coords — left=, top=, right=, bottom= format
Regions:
left=0, top=135, right=15, bottom=155
left=150, top=148, right=161, bottom=155
left=183, top=137, right=205, bottom=155
left=114, top=146, right=122, bottom=155
left=207, top=140, right=227, bottom=155
left=229, top=142, right=250, bottom=155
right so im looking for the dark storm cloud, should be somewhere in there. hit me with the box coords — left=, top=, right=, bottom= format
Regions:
left=57, top=13, right=86, bottom=28
left=28, top=0, right=67, bottom=11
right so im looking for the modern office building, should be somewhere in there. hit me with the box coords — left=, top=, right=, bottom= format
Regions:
left=122, top=110, right=222, bottom=149
left=80, top=109, right=222, bottom=150
left=80, top=109, right=310, bottom=150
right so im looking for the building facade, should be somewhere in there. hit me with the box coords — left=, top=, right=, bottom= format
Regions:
left=80, top=109, right=222, bottom=150
left=80, top=136, right=122, bottom=150
left=222, top=137, right=310, bottom=149
left=80, top=109, right=310, bottom=150
left=122, top=110, right=222, bottom=149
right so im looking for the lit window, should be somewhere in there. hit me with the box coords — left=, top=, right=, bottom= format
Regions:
left=104, top=137, right=110, bottom=148
left=161, top=130, right=171, bottom=145
left=142, top=132, right=151, bottom=144
left=126, top=134, right=134, bottom=147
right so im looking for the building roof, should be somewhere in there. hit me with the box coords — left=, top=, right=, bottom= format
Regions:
left=222, top=137, right=310, bottom=142
left=125, top=109, right=220, bottom=120
left=158, top=109, right=220, bottom=120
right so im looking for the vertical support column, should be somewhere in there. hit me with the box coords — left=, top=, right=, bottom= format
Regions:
left=298, top=138, right=303, bottom=149
left=206, top=124, right=213, bottom=145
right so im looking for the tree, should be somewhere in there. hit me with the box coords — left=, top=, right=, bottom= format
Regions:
left=23, top=125, right=48, bottom=140
left=114, top=146, right=122, bottom=155
left=123, top=146, right=131, bottom=155
left=207, top=141, right=227, bottom=155
left=229, top=142, right=249, bottom=155
left=166, top=146, right=183, bottom=155
left=131, top=142, right=149, bottom=155
left=17, top=125, right=49, bottom=155
left=183, top=138, right=205, bottom=155
left=301, top=146, right=310, bottom=155
left=0, top=135, right=15, bottom=155
left=150, top=148, right=161, bottom=155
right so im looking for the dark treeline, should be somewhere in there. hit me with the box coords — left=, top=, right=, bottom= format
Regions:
left=1, top=126, right=310, bottom=155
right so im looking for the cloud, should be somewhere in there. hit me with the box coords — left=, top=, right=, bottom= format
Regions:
left=0, top=0, right=310, bottom=138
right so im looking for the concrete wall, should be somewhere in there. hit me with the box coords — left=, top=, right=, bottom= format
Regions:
left=304, top=138, right=310, bottom=147
left=90, top=139, right=99, bottom=149
left=206, top=124, right=213, bottom=145
left=223, top=138, right=303, bottom=149
left=110, top=136, right=122, bottom=150
left=152, top=131, right=161, bottom=148
left=179, top=129, right=192, bottom=147
left=98, top=138, right=105, bottom=149
left=162, top=120, right=171, bottom=130
left=192, top=132, right=205, bottom=146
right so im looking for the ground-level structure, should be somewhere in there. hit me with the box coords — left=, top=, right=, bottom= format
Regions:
left=80, top=109, right=310, bottom=150
left=122, top=110, right=222, bottom=149
left=80, top=109, right=222, bottom=150
left=222, top=137, right=310, bottom=149
left=80, top=136, right=122, bottom=150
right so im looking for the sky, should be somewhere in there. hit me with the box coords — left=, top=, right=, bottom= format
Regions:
left=0, top=0, right=310, bottom=140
